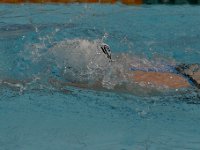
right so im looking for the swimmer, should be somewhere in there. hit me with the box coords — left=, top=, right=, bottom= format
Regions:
left=1, top=41, right=198, bottom=95
left=49, top=41, right=193, bottom=95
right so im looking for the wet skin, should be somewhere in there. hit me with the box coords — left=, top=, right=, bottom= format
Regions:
left=132, top=71, right=190, bottom=89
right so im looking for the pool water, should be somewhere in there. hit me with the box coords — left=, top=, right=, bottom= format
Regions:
left=0, top=3, right=200, bottom=150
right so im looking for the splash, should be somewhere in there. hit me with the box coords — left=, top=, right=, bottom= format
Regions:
left=49, top=39, right=112, bottom=84
left=1, top=37, right=187, bottom=94
left=48, top=39, right=177, bottom=90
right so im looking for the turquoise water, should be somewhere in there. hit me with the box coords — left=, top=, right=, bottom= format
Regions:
left=0, top=4, right=200, bottom=150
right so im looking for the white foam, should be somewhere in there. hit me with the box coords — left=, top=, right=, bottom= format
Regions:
left=49, top=39, right=111, bottom=83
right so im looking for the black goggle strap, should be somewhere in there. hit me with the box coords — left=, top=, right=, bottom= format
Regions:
left=100, top=44, right=112, bottom=60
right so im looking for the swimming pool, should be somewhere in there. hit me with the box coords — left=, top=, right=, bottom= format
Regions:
left=0, top=3, right=200, bottom=150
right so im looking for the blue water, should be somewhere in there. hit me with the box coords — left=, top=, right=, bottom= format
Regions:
left=0, top=4, right=200, bottom=150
